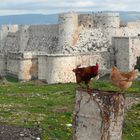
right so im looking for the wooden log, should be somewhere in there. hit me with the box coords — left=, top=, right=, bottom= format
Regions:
left=73, top=89, right=125, bottom=140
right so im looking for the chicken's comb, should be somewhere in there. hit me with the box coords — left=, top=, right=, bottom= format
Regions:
left=96, top=63, right=99, bottom=67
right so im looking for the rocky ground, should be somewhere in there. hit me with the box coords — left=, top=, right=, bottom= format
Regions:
left=125, top=96, right=140, bottom=109
left=0, top=125, right=41, bottom=140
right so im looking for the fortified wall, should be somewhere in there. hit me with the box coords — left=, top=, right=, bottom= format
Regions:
left=0, top=12, right=140, bottom=83
left=112, top=36, right=140, bottom=71
left=0, top=25, right=19, bottom=51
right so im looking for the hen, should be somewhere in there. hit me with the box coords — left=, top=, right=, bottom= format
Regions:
left=110, top=66, right=138, bottom=91
left=72, top=63, right=99, bottom=88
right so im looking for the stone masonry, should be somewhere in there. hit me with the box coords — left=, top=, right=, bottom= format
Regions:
left=0, top=12, right=140, bottom=82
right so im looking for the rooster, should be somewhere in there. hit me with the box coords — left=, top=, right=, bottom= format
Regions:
left=110, top=66, right=138, bottom=92
left=72, top=63, right=99, bottom=88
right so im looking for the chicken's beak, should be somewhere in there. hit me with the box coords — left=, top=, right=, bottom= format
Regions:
left=72, top=69, right=75, bottom=72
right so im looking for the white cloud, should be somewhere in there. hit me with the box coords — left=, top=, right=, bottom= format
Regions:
left=71, top=1, right=95, bottom=7
left=0, top=0, right=140, bottom=15
left=0, top=0, right=47, bottom=3
left=0, top=10, right=30, bottom=16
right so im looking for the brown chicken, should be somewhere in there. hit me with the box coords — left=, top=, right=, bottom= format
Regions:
left=110, top=66, right=138, bottom=91
left=72, top=63, right=99, bottom=88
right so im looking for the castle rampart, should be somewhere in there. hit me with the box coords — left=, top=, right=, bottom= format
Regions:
left=38, top=52, right=110, bottom=83
left=112, top=36, right=140, bottom=71
left=0, top=12, right=140, bottom=83
left=6, top=51, right=38, bottom=80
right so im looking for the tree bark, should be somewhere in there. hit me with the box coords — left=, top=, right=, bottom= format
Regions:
left=73, top=89, right=125, bottom=140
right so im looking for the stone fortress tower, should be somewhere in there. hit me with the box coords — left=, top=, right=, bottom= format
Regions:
left=93, top=12, right=120, bottom=28
left=0, top=11, right=140, bottom=83
left=58, top=12, right=78, bottom=51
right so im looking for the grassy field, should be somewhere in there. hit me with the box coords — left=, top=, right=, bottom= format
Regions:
left=0, top=77, right=140, bottom=140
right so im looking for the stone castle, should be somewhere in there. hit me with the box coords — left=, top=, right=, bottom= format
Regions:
left=0, top=12, right=140, bottom=83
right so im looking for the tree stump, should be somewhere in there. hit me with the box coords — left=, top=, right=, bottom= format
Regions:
left=73, top=89, right=125, bottom=140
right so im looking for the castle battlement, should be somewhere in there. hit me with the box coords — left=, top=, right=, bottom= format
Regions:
left=94, top=12, right=119, bottom=17
left=93, top=12, right=120, bottom=28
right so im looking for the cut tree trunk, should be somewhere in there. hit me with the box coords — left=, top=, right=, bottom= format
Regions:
left=73, top=89, right=125, bottom=140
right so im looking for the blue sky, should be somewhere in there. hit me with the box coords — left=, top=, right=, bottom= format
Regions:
left=0, top=0, right=139, bottom=15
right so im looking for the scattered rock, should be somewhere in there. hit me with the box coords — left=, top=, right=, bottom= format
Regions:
left=62, top=28, right=110, bottom=54
left=0, top=125, right=42, bottom=140
left=125, top=97, right=140, bottom=109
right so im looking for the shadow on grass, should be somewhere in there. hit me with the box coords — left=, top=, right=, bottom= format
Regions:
left=5, top=75, right=18, bottom=83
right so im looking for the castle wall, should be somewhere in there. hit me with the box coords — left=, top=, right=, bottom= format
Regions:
left=101, top=28, right=119, bottom=43
left=7, top=52, right=20, bottom=76
left=38, top=52, right=110, bottom=83
left=7, top=52, right=38, bottom=80
left=3, top=24, right=59, bottom=53
left=18, top=25, right=29, bottom=52
left=62, top=28, right=110, bottom=54
left=0, top=54, right=6, bottom=75
left=91, top=14, right=140, bottom=44
left=129, top=37, right=140, bottom=69
left=0, top=25, right=19, bottom=51
left=25, top=25, right=59, bottom=53
left=78, top=14, right=94, bottom=28
left=38, top=55, right=47, bottom=81
left=38, top=54, right=76, bottom=83
left=118, top=26, right=140, bottom=37
left=113, top=37, right=140, bottom=71
left=93, top=13, right=120, bottom=28
left=61, top=13, right=121, bottom=54
left=113, top=37, right=130, bottom=71
left=0, top=25, right=19, bottom=41
left=1, top=12, right=140, bottom=83
left=4, top=32, right=20, bottom=53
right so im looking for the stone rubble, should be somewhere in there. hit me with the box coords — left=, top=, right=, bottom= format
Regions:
left=62, top=28, right=110, bottom=54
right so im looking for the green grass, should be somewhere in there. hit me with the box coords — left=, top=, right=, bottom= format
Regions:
left=0, top=79, right=139, bottom=140
left=122, top=104, right=140, bottom=140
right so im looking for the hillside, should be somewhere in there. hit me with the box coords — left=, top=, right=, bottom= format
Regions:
left=0, top=11, right=140, bottom=25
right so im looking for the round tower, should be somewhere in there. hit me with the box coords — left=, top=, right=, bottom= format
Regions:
left=93, top=12, right=120, bottom=28
left=58, top=12, right=78, bottom=51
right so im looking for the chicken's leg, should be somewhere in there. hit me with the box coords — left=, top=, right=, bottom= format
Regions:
left=85, top=80, right=90, bottom=89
